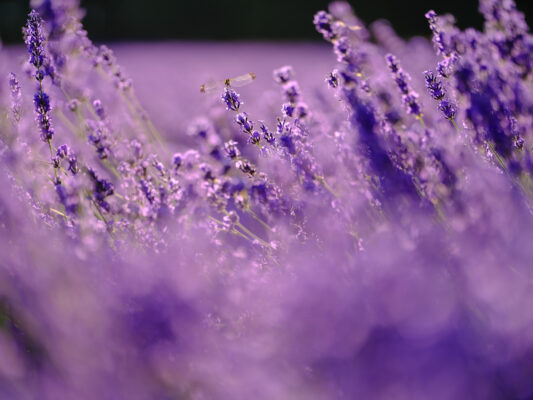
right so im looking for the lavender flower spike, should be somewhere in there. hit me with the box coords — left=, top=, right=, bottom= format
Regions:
left=424, top=70, right=445, bottom=100
left=222, top=86, right=241, bottom=111
left=424, top=69, right=457, bottom=121
left=24, top=10, right=55, bottom=142
left=386, top=54, right=423, bottom=118
left=8, top=72, right=22, bottom=123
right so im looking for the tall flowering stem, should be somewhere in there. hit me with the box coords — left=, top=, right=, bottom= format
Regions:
left=385, top=54, right=424, bottom=126
left=24, top=11, right=55, bottom=152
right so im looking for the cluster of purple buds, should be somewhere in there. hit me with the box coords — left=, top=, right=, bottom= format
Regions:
left=23, top=10, right=56, bottom=82
left=273, top=66, right=309, bottom=120
left=33, top=90, right=54, bottom=142
left=273, top=65, right=294, bottom=84
left=61, top=148, right=79, bottom=175
left=172, top=153, right=182, bottom=171
left=424, top=70, right=457, bottom=120
left=87, top=120, right=111, bottom=160
left=235, top=112, right=262, bottom=145
left=277, top=118, right=296, bottom=154
left=333, top=36, right=352, bottom=63
left=235, top=112, right=253, bottom=133
left=24, top=10, right=56, bottom=143
left=437, top=53, right=459, bottom=78
left=259, top=121, right=275, bottom=145
left=386, top=54, right=423, bottom=118
left=87, top=168, right=114, bottom=212
left=8, top=72, right=22, bottom=123
left=222, top=86, right=241, bottom=111
left=425, top=10, right=458, bottom=57
left=224, top=140, right=240, bottom=159
left=313, top=10, right=336, bottom=41
left=54, top=181, right=78, bottom=215
left=235, top=159, right=256, bottom=177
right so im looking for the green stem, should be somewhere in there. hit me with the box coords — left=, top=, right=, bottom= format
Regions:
left=451, top=118, right=459, bottom=133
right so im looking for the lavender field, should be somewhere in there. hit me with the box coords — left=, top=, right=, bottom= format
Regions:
left=0, top=0, right=532, bottom=399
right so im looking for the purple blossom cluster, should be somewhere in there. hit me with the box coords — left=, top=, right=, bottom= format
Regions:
left=0, top=0, right=533, bottom=398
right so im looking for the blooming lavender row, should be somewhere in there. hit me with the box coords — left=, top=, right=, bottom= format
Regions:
left=0, top=0, right=532, bottom=398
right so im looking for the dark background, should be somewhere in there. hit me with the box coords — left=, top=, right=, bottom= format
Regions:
left=0, top=0, right=531, bottom=44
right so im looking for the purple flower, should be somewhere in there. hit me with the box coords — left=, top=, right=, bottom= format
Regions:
left=273, top=66, right=294, bottom=84
left=221, top=86, right=241, bottom=111
left=386, top=54, right=423, bottom=117
left=438, top=99, right=457, bottom=120
left=224, top=140, right=240, bottom=159
left=259, top=121, right=275, bottom=145
left=8, top=72, right=22, bottom=123
left=172, top=153, right=182, bottom=169
left=235, top=112, right=253, bottom=133
left=424, top=70, right=446, bottom=100
left=93, top=99, right=106, bottom=120
left=33, top=91, right=54, bottom=142
left=56, top=144, right=69, bottom=159
left=87, top=167, right=114, bottom=212
left=249, top=131, right=261, bottom=145
left=326, top=69, right=339, bottom=88
left=282, top=102, right=296, bottom=118
left=314, top=10, right=336, bottom=41
left=282, top=81, right=300, bottom=103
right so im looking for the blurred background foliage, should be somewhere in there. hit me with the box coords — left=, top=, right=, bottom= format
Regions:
left=0, top=0, right=531, bottom=43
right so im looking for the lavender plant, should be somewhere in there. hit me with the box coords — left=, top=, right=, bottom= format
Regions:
left=0, top=0, right=533, bottom=398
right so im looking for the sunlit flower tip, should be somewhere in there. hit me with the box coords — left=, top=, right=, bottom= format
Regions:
left=314, top=10, right=336, bottom=40
left=67, top=99, right=80, bottom=112
left=326, top=69, right=339, bottom=88
left=425, top=10, right=437, bottom=25
left=424, top=70, right=445, bottom=100
left=282, top=103, right=296, bottom=118
left=224, top=140, right=240, bottom=159
left=438, top=99, right=457, bottom=120
left=385, top=53, right=399, bottom=73
left=24, top=10, right=45, bottom=69
left=273, top=66, right=294, bottom=84
left=235, top=112, right=253, bottom=133
left=222, top=86, right=241, bottom=111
